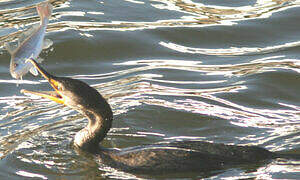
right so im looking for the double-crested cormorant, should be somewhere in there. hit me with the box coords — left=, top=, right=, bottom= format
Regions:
left=21, top=59, right=287, bottom=173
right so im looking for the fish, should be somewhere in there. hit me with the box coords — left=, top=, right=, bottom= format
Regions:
left=5, top=1, right=53, bottom=80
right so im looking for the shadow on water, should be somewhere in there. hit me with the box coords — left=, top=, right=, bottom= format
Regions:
left=0, top=0, right=300, bottom=179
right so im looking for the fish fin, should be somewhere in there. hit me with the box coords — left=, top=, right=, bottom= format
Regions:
left=30, top=67, right=39, bottom=76
left=29, top=54, right=40, bottom=76
left=37, top=2, right=53, bottom=20
left=4, top=42, right=17, bottom=54
left=42, top=39, right=53, bottom=49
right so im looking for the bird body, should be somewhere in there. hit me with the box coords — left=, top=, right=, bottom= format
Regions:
left=95, top=140, right=275, bottom=173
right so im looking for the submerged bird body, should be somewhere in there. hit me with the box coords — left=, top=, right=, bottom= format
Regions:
left=22, top=59, right=290, bottom=173
left=5, top=2, right=52, bottom=79
left=96, top=140, right=276, bottom=173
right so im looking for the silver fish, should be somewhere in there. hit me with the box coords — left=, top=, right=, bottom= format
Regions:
left=5, top=1, right=53, bottom=80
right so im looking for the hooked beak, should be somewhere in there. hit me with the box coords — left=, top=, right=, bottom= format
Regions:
left=21, top=58, right=65, bottom=105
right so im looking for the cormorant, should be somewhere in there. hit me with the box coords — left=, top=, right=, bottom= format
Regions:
left=21, top=59, right=287, bottom=173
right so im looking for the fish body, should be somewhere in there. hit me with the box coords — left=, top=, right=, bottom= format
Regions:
left=5, top=1, right=53, bottom=80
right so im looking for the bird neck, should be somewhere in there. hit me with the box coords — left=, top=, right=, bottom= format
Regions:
left=74, top=102, right=113, bottom=152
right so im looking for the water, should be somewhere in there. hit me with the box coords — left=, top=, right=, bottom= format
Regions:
left=0, top=0, right=300, bottom=179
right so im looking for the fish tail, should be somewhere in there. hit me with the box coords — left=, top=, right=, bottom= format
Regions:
left=37, top=1, right=53, bottom=22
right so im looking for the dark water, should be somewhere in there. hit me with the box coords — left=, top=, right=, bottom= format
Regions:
left=0, top=0, right=300, bottom=179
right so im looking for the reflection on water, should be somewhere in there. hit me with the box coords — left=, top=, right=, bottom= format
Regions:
left=1, top=0, right=299, bottom=42
left=44, top=0, right=300, bottom=31
left=114, top=58, right=300, bottom=77
left=0, top=0, right=300, bottom=179
left=155, top=0, right=299, bottom=21
left=160, top=41, right=300, bottom=56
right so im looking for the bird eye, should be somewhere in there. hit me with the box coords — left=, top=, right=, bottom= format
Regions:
left=14, top=63, right=18, bottom=68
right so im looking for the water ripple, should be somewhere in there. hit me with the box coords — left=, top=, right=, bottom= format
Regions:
left=114, top=58, right=300, bottom=77
left=160, top=41, right=300, bottom=56
left=0, top=0, right=299, bottom=179
left=1, top=0, right=299, bottom=41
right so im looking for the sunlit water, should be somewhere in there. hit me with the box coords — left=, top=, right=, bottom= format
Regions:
left=0, top=0, right=300, bottom=179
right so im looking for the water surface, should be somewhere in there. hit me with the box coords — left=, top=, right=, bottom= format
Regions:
left=0, top=0, right=300, bottom=179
